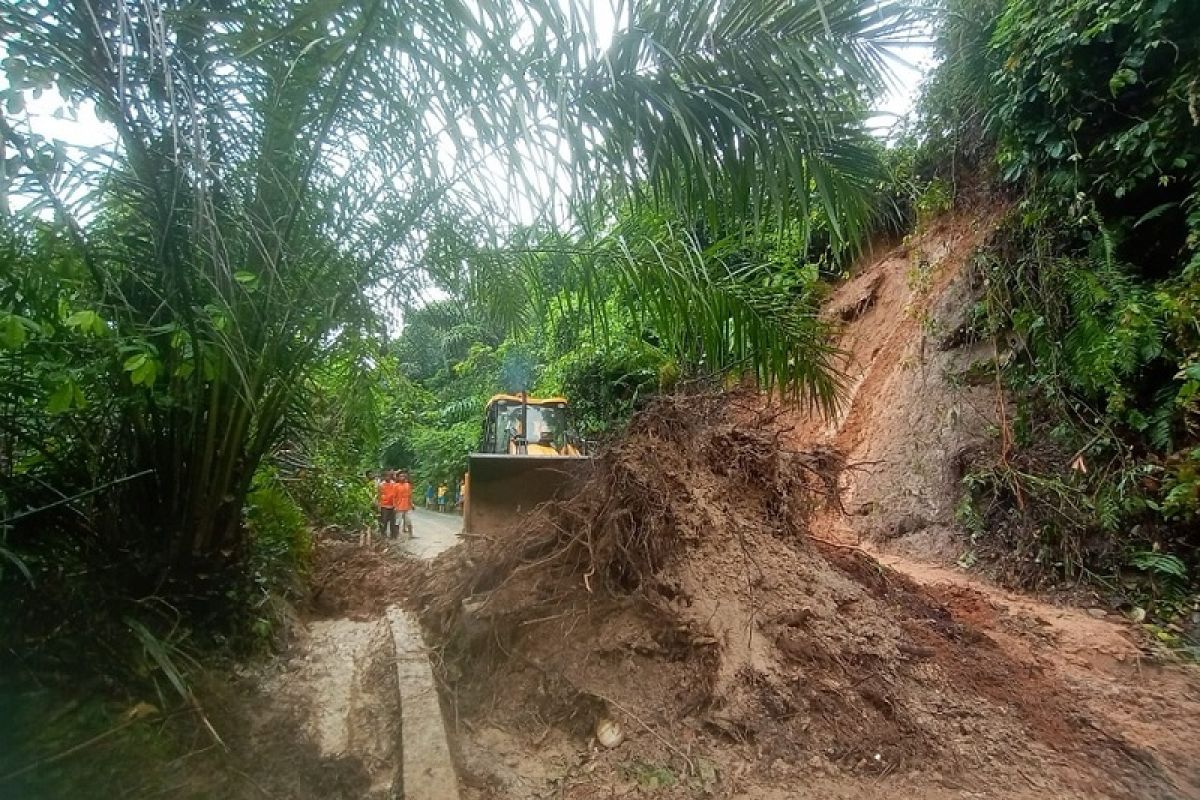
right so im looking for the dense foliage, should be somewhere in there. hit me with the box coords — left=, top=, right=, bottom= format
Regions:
left=3, top=0, right=1199, bottom=785
left=916, top=0, right=1200, bottom=615
left=353, top=198, right=842, bottom=493
left=0, top=0, right=910, bottom=717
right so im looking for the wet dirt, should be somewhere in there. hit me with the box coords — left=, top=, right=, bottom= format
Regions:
left=367, top=390, right=1198, bottom=800
left=798, top=207, right=1008, bottom=568
left=311, top=538, right=432, bottom=620
left=174, top=613, right=402, bottom=799
left=153, top=206, right=1200, bottom=800
left=368, top=206, right=1200, bottom=800
left=783, top=205, right=1200, bottom=795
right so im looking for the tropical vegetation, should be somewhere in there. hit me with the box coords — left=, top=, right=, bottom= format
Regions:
left=0, top=0, right=911, bottom=712
left=914, top=0, right=1199, bottom=615
left=2, top=0, right=1200, bottom=788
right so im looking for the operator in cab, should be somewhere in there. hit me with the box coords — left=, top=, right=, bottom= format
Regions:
left=527, top=418, right=581, bottom=456
left=527, top=426, right=559, bottom=455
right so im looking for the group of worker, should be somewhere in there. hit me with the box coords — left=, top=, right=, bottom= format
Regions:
left=374, top=471, right=466, bottom=541
left=375, top=470, right=415, bottom=540
left=422, top=480, right=465, bottom=513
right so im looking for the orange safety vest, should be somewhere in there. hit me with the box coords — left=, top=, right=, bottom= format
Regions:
left=377, top=480, right=394, bottom=508
left=392, top=481, right=414, bottom=512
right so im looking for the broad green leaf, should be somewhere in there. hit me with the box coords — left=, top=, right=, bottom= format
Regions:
left=47, top=380, right=75, bottom=413
left=1, top=314, right=28, bottom=349
left=1108, top=67, right=1138, bottom=96
left=131, top=358, right=159, bottom=387
left=200, top=353, right=220, bottom=381
left=65, top=309, right=105, bottom=336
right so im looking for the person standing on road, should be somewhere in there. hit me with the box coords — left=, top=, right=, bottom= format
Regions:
left=377, top=470, right=397, bottom=541
left=436, top=481, right=448, bottom=512
left=424, top=483, right=436, bottom=510
left=393, top=471, right=415, bottom=539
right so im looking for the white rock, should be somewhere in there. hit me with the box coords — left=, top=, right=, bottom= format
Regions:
left=595, top=717, right=624, bottom=749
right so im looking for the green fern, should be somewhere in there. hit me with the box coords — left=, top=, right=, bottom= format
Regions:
left=1129, top=551, right=1188, bottom=582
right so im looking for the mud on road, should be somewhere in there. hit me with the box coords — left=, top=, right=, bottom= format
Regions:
left=385, top=391, right=1200, bottom=800
left=369, top=209, right=1200, bottom=800
left=185, top=208, right=1200, bottom=800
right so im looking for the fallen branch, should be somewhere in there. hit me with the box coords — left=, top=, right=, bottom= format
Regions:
left=0, top=469, right=155, bottom=526
left=806, top=534, right=870, bottom=552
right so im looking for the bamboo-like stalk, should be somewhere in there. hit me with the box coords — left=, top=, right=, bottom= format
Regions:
left=1, top=0, right=905, bottom=579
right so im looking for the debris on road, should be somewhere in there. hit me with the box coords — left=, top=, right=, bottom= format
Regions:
left=379, top=393, right=1191, bottom=799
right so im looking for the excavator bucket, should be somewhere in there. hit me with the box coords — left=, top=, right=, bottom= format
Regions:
left=464, top=453, right=591, bottom=534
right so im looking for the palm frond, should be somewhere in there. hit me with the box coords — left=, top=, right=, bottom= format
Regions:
left=0, top=0, right=907, bottom=564
left=601, top=216, right=843, bottom=413
left=558, top=0, right=913, bottom=244
left=438, top=395, right=489, bottom=425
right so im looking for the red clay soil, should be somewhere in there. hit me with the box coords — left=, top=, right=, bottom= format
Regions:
left=306, top=206, right=1200, bottom=799
left=797, top=207, right=1011, bottom=567
left=310, top=539, right=431, bottom=620
left=376, top=392, right=1200, bottom=800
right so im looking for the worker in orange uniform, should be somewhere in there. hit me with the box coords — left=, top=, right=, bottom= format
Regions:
left=392, top=471, right=415, bottom=539
left=377, top=470, right=396, bottom=541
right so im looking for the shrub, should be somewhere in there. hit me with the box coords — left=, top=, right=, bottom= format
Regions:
left=287, top=450, right=375, bottom=533
left=244, top=471, right=311, bottom=596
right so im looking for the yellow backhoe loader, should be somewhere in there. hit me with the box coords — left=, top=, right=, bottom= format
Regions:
left=463, top=393, right=591, bottom=533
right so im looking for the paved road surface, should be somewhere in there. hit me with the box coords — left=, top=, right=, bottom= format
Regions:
left=400, top=507, right=463, bottom=559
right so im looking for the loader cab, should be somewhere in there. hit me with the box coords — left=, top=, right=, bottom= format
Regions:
left=465, top=394, right=592, bottom=533
left=479, top=395, right=584, bottom=456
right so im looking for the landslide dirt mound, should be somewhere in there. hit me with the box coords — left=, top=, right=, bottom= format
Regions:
left=310, top=539, right=431, bottom=620
left=799, top=207, right=1009, bottom=565
left=410, top=394, right=1173, bottom=799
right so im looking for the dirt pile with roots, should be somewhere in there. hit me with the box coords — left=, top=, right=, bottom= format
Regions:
left=310, top=539, right=430, bottom=620
left=410, top=393, right=1166, bottom=799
